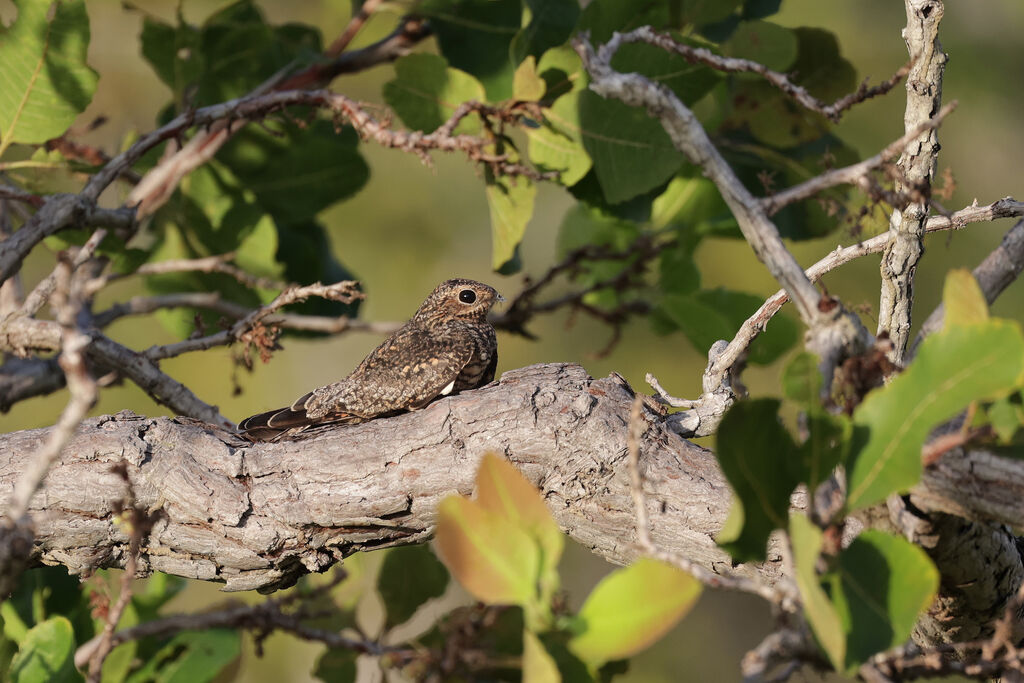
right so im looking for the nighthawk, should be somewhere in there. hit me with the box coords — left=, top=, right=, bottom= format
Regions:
left=239, top=278, right=502, bottom=441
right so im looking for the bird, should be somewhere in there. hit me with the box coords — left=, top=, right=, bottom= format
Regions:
left=239, top=278, right=502, bottom=441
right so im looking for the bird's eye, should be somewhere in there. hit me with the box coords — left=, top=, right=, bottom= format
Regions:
left=458, top=289, right=477, bottom=304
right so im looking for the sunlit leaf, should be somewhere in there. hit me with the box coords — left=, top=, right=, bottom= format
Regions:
left=514, top=56, right=547, bottom=101
left=847, top=320, right=1024, bottom=510
left=0, top=0, right=97, bottom=150
left=383, top=53, right=486, bottom=133
left=476, top=454, right=563, bottom=601
left=124, top=629, right=239, bottom=683
left=486, top=169, right=536, bottom=273
left=435, top=496, right=541, bottom=607
left=943, top=269, right=989, bottom=327
left=568, top=558, right=700, bottom=667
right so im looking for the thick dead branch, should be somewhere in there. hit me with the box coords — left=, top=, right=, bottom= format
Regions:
left=0, top=364, right=762, bottom=593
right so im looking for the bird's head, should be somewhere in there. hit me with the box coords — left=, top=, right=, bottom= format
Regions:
left=414, top=278, right=503, bottom=324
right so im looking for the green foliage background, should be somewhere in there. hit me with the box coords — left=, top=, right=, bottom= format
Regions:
left=3, top=0, right=1023, bottom=680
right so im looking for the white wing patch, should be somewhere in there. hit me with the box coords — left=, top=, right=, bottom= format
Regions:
left=440, top=380, right=456, bottom=396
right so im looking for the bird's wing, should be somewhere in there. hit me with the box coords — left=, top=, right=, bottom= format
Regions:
left=237, top=401, right=366, bottom=441
left=305, top=324, right=476, bottom=418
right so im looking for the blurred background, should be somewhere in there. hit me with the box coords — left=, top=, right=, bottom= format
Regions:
left=4, top=0, right=1023, bottom=680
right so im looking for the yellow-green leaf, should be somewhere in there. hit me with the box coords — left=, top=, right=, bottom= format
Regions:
left=435, top=495, right=540, bottom=607
left=523, top=630, right=561, bottom=683
left=790, top=514, right=845, bottom=670
left=486, top=170, right=536, bottom=273
left=476, top=454, right=563, bottom=600
left=514, top=56, right=546, bottom=101
left=943, top=269, right=989, bottom=327
left=568, top=558, right=700, bottom=667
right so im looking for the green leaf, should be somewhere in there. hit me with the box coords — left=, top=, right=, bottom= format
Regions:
left=124, top=629, right=240, bottom=683
left=678, top=0, right=743, bottom=25
left=0, top=0, right=98, bottom=152
left=659, top=289, right=799, bottom=365
left=523, top=630, right=561, bottom=683
left=847, top=320, right=1024, bottom=511
left=475, top=454, right=563, bottom=603
left=988, top=396, right=1023, bottom=443
left=527, top=124, right=591, bottom=187
left=221, top=119, right=370, bottom=225
left=313, top=648, right=357, bottom=683
left=434, top=496, right=542, bottom=608
left=782, top=352, right=822, bottom=405
left=486, top=169, right=536, bottom=273
left=536, top=45, right=584, bottom=101
left=657, top=240, right=701, bottom=297
left=800, top=411, right=849, bottom=491
left=715, top=399, right=800, bottom=562
left=512, top=0, right=580, bottom=65
left=650, top=174, right=732, bottom=231
left=943, top=268, right=989, bottom=327
left=377, top=546, right=450, bottom=628
left=577, top=89, right=685, bottom=204
left=9, top=617, right=79, bottom=683
left=514, top=56, right=547, bottom=101
left=139, top=16, right=202, bottom=98
left=418, top=0, right=521, bottom=100
left=383, top=54, right=486, bottom=133
left=576, top=0, right=670, bottom=44
left=742, top=0, right=783, bottom=19
left=723, top=21, right=797, bottom=71
left=827, top=531, right=938, bottom=671
left=234, top=215, right=283, bottom=287
left=568, top=558, right=700, bottom=668
left=611, top=41, right=721, bottom=107
left=789, top=514, right=845, bottom=671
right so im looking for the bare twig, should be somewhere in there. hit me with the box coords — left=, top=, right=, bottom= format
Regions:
left=142, top=281, right=362, bottom=361
left=99, top=252, right=291, bottom=293
left=5, top=257, right=98, bottom=522
left=610, top=27, right=909, bottom=122
left=21, top=228, right=109, bottom=317
left=625, top=395, right=794, bottom=607
left=761, top=102, right=957, bottom=215
left=0, top=185, right=44, bottom=207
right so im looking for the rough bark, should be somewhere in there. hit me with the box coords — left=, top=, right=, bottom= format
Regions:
left=0, top=364, right=763, bottom=593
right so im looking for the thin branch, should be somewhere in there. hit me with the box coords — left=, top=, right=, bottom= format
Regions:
left=0, top=185, right=44, bottom=207
left=610, top=27, right=909, bottom=122
left=704, top=197, right=1024, bottom=394
left=99, top=252, right=290, bottom=293
left=761, top=102, right=957, bottom=216
left=21, top=228, right=109, bottom=317
left=626, top=396, right=794, bottom=607
left=142, top=281, right=362, bottom=361
left=5, top=257, right=98, bottom=522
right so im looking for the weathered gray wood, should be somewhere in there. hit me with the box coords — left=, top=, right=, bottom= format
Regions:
left=0, top=364, right=763, bottom=592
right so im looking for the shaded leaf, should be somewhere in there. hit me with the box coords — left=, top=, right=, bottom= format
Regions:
left=377, top=546, right=450, bottom=628
left=988, top=396, right=1023, bottom=443
left=512, top=0, right=580, bottom=65
left=723, top=21, right=797, bottom=71
left=9, top=617, right=79, bottom=683
left=568, top=558, right=700, bottom=667
left=800, top=412, right=849, bottom=491
left=789, top=514, right=845, bottom=671
left=847, top=320, right=1024, bottom=511
left=782, top=352, right=822, bottom=405
left=0, top=0, right=98, bottom=149
left=827, top=531, right=938, bottom=671
left=419, top=0, right=520, bottom=100
left=715, top=399, right=800, bottom=562
left=313, top=648, right=357, bottom=683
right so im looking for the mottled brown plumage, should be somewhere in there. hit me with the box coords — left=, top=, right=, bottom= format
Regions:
left=239, top=279, right=501, bottom=441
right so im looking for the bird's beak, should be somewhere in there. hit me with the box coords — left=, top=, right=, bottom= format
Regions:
left=496, top=292, right=506, bottom=303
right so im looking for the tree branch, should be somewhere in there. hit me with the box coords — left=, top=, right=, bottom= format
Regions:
left=876, top=0, right=947, bottom=363
left=0, top=364, right=766, bottom=593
